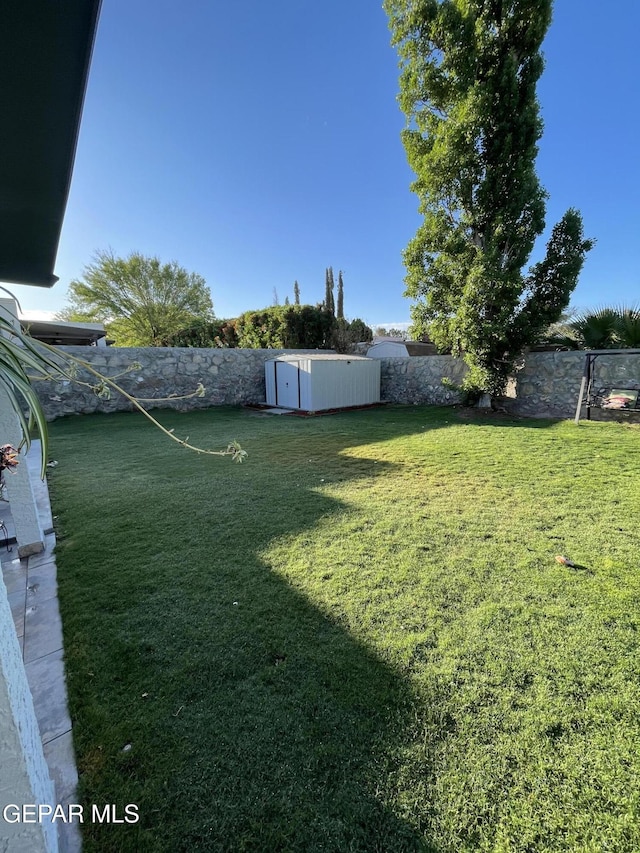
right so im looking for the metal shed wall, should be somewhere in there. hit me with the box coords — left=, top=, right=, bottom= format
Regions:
left=265, top=359, right=277, bottom=405
left=265, top=356, right=380, bottom=411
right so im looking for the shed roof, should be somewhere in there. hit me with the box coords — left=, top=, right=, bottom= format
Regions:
left=368, top=340, right=438, bottom=356
left=368, top=342, right=408, bottom=353
left=0, top=1, right=102, bottom=287
left=267, top=354, right=373, bottom=362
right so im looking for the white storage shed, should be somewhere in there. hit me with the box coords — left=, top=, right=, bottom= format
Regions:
left=367, top=341, right=409, bottom=358
left=367, top=340, right=438, bottom=357
left=265, top=354, right=380, bottom=412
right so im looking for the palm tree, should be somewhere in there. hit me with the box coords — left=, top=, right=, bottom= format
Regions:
left=569, top=307, right=620, bottom=349
left=614, top=306, right=640, bottom=348
left=543, top=305, right=640, bottom=350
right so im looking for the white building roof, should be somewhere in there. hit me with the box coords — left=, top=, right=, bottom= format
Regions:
left=267, top=353, right=372, bottom=362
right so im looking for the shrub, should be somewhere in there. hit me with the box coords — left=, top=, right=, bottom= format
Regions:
left=235, top=305, right=334, bottom=349
left=162, top=319, right=238, bottom=348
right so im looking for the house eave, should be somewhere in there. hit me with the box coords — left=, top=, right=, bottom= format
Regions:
left=0, top=0, right=102, bottom=288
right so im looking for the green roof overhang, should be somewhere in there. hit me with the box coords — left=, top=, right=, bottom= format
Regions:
left=0, top=1, right=102, bottom=287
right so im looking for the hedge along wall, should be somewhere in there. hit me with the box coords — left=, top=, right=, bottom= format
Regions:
left=30, top=346, right=640, bottom=421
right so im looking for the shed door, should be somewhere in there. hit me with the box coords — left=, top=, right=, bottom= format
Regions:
left=275, top=361, right=300, bottom=409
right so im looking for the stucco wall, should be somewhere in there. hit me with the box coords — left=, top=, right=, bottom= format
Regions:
left=0, top=572, right=56, bottom=852
left=29, top=346, right=640, bottom=421
left=0, top=395, right=45, bottom=557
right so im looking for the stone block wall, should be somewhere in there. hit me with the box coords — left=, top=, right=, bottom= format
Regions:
left=29, top=346, right=640, bottom=421
left=381, top=350, right=640, bottom=417
left=33, top=347, right=326, bottom=420
left=508, top=351, right=640, bottom=418
left=379, top=355, right=468, bottom=405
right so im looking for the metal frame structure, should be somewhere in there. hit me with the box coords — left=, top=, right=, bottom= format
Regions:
left=574, top=349, right=640, bottom=423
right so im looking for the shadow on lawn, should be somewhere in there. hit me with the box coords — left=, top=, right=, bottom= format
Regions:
left=450, top=406, right=562, bottom=429
left=52, top=410, right=439, bottom=853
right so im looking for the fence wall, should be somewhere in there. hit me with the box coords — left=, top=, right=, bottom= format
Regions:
left=32, top=346, right=640, bottom=421
left=34, top=348, right=324, bottom=420
left=508, top=351, right=640, bottom=418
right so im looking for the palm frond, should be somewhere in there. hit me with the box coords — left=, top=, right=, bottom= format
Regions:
left=0, top=315, right=60, bottom=477
left=613, top=304, right=640, bottom=348
left=569, top=308, right=619, bottom=349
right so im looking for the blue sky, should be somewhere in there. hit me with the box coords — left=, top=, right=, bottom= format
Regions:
left=11, top=0, right=640, bottom=329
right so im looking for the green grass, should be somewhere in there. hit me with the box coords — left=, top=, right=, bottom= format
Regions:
left=48, top=405, right=640, bottom=852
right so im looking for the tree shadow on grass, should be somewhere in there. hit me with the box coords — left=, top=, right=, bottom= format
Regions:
left=52, top=411, right=440, bottom=853
left=450, top=406, right=564, bottom=429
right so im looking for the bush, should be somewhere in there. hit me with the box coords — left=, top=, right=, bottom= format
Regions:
left=162, top=319, right=238, bottom=348
left=165, top=307, right=372, bottom=352
left=235, top=305, right=334, bottom=349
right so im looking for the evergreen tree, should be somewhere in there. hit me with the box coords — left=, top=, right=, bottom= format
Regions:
left=328, top=267, right=335, bottom=316
left=385, top=0, right=593, bottom=401
left=293, top=280, right=300, bottom=305
left=337, top=270, right=344, bottom=319
left=284, top=295, right=290, bottom=306
left=324, top=267, right=336, bottom=317
left=331, top=317, right=374, bottom=353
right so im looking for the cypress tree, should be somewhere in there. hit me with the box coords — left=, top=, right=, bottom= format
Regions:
left=337, top=270, right=344, bottom=319
left=326, top=267, right=335, bottom=317
left=324, top=268, right=331, bottom=314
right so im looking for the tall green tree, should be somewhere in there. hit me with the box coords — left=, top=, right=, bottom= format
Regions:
left=331, top=317, right=374, bottom=353
left=389, top=328, right=408, bottom=340
left=324, top=267, right=335, bottom=317
left=293, top=280, right=301, bottom=305
left=60, top=250, right=214, bottom=346
left=337, top=270, right=344, bottom=319
left=385, top=0, right=593, bottom=401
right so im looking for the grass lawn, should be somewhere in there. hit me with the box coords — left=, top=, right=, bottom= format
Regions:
left=47, top=405, right=640, bottom=852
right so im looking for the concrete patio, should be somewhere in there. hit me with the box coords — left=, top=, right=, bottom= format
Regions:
left=1, top=443, right=80, bottom=852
